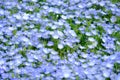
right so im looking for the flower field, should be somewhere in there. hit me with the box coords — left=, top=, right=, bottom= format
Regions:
left=0, top=0, right=120, bottom=80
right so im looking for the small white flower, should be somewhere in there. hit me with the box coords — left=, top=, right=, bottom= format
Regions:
left=58, top=21, right=64, bottom=26
left=15, top=14, right=21, bottom=20
left=88, top=61, right=95, bottom=66
left=88, top=37, right=95, bottom=42
left=61, top=15, right=67, bottom=19
left=15, top=68, right=21, bottom=73
left=88, top=43, right=97, bottom=49
left=58, top=44, right=64, bottom=49
left=86, top=32, right=92, bottom=36
left=63, top=72, right=70, bottom=78
left=92, top=30, right=97, bottom=35
left=78, top=4, right=84, bottom=8
left=106, top=63, right=113, bottom=68
left=8, top=27, right=14, bottom=31
left=9, top=52, right=15, bottom=56
left=79, top=45, right=85, bottom=49
left=57, top=31, right=64, bottom=37
left=103, top=70, right=110, bottom=78
left=82, top=53, right=88, bottom=58
left=43, top=6, right=48, bottom=9
left=69, top=30, right=77, bottom=37
left=84, top=70, right=89, bottom=74
left=47, top=41, right=54, bottom=46
left=66, top=42, right=73, bottom=48
left=51, top=50, right=58, bottom=55
left=52, top=34, right=59, bottom=39
left=75, top=20, right=81, bottom=24
left=43, top=48, right=49, bottom=54
left=82, top=64, right=88, bottom=68
left=21, top=36, right=29, bottom=42
left=23, top=13, right=29, bottom=20
left=51, top=25, right=57, bottom=29
left=0, top=60, right=4, bottom=65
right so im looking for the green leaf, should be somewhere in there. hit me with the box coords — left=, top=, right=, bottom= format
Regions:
left=111, top=31, right=120, bottom=41
left=105, top=78, right=111, bottom=80
left=114, top=63, right=120, bottom=74
left=12, top=30, right=17, bottom=35
left=9, top=7, right=18, bottom=15
left=111, top=0, right=120, bottom=3
left=34, top=7, right=40, bottom=12
left=19, top=47, right=27, bottom=58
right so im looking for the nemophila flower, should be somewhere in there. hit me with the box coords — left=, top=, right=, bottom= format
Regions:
left=51, top=25, right=57, bottom=29
left=43, top=48, right=49, bottom=54
left=61, top=15, right=67, bottom=20
left=88, top=42, right=98, bottom=49
left=75, top=20, right=81, bottom=24
left=103, top=70, right=111, bottom=78
left=1, top=73, right=9, bottom=79
left=78, top=4, right=84, bottom=8
left=47, top=41, right=54, bottom=46
left=85, top=32, right=92, bottom=36
left=58, top=43, right=64, bottom=49
left=22, top=13, right=29, bottom=20
left=0, top=9, right=4, bottom=15
left=99, top=1, right=105, bottom=6
left=110, top=16, right=117, bottom=23
left=57, top=30, right=64, bottom=37
left=79, top=45, right=85, bottom=49
left=116, top=73, right=120, bottom=80
left=106, top=62, right=113, bottom=69
left=14, top=68, right=21, bottom=74
left=31, top=0, right=38, bottom=2
left=95, top=74, right=104, bottom=80
left=82, top=64, right=88, bottom=68
left=69, top=30, right=77, bottom=37
left=52, top=33, right=59, bottom=39
left=20, top=36, right=29, bottom=42
left=0, top=59, right=5, bottom=65
left=0, top=0, right=120, bottom=79
left=81, top=53, right=88, bottom=58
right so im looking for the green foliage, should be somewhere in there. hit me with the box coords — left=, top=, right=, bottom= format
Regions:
left=105, top=78, right=111, bottom=80
left=32, top=61, right=42, bottom=68
left=12, top=30, right=17, bottom=35
left=79, top=34, right=87, bottom=46
left=27, top=2, right=35, bottom=6
left=75, top=75, right=80, bottom=80
left=96, top=26, right=105, bottom=35
left=111, top=31, right=120, bottom=41
left=34, top=7, right=40, bottom=12
left=9, top=7, right=18, bottom=15
left=46, top=26, right=54, bottom=31
left=38, top=0, right=46, bottom=2
left=116, top=16, right=120, bottom=25
left=34, top=24, right=41, bottom=30
left=19, top=47, right=27, bottom=58
left=28, top=45, right=37, bottom=50
left=111, top=0, right=120, bottom=3
left=48, top=12, right=61, bottom=21
left=0, top=16, right=5, bottom=20
left=18, top=64, right=26, bottom=68
left=114, top=62, right=120, bottom=74
left=116, top=44, right=120, bottom=51
left=18, top=0, right=22, bottom=3
left=25, top=10, right=33, bottom=14
left=91, top=4, right=106, bottom=10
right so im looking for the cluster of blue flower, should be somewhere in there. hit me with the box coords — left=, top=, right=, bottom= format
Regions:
left=0, top=0, right=120, bottom=80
